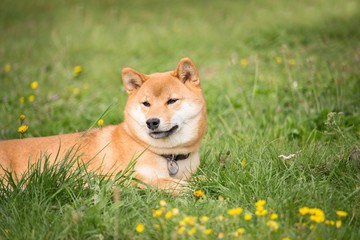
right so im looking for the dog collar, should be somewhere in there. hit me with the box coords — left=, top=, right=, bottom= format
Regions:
left=161, top=153, right=190, bottom=176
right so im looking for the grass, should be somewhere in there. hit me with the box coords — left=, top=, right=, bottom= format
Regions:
left=0, top=0, right=360, bottom=239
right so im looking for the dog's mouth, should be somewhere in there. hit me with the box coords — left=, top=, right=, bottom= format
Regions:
left=149, top=125, right=179, bottom=139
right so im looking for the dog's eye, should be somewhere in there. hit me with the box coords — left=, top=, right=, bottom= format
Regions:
left=142, top=101, right=151, bottom=107
left=167, top=98, right=178, bottom=105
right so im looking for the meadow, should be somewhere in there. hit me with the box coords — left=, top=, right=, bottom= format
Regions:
left=1, top=0, right=360, bottom=239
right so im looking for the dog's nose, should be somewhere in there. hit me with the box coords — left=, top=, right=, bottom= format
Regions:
left=146, top=118, right=160, bottom=130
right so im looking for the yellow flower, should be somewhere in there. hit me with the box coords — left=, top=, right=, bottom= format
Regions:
left=28, top=95, right=35, bottom=103
left=275, top=56, right=283, bottom=64
left=255, top=208, right=268, bottom=216
left=181, top=216, right=196, bottom=226
left=152, top=209, right=163, bottom=218
left=194, top=189, right=205, bottom=198
left=74, top=65, right=82, bottom=77
left=188, top=227, right=197, bottom=235
left=204, top=228, right=213, bottom=235
left=325, top=220, right=335, bottom=225
left=19, top=114, right=26, bottom=121
left=241, top=159, right=246, bottom=168
left=255, top=200, right=266, bottom=208
left=309, top=208, right=325, bottom=223
left=299, top=207, right=310, bottom=215
left=97, top=119, right=104, bottom=127
left=4, top=63, right=11, bottom=73
left=200, top=216, right=209, bottom=223
left=240, top=58, right=249, bottom=67
left=217, top=215, right=225, bottom=221
left=227, top=207, right=243, bottom=216
left=282, top=237, right=291, bottom=240
left=31, top=81, right=39, bottom=90
left=72, top=87, right=80, bottom=95
left=165, top=210, right=173, bottom=219
left=244, top=213, right=252, bottom=221
left=159, top=200, right=167, bottom=207
left=135, top=223, right=144, bottom=233
left=19, top=96, right=25, bottom=104
left=270, top=213, right=278, bottom=220
left=17, top=125, right=28, bottom=134
left=336, top=210, right=348, bottom=218
left=218, top=232, right=225, bottom=239
left=267, top=220, right=279, bottom=231
left=177, top=227, right=185, bottom=235
left=288, top=59, right=296, bottom=65
left=218, top=196, right=225, bottom=201
left=335, top=220, right=342, bottom=228
left=172, top=208, right=179, bottom=216
left=236, top=228, right=245, bottom=234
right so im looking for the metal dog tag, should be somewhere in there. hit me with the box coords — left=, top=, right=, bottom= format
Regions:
left=167, top=160, right=179, bottom=176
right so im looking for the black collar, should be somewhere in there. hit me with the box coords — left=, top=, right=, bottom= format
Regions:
left=160, top=153, right=190, bottom=161
left=161, top=153, right=190, bottom=176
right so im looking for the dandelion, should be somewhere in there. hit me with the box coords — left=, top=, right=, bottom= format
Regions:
left=244, top=213, right=252, bottom=221
left=288, top=59, right=296, bottom=65
left=194, top=189, right=205, bottom=198
left=188, top=227, right=197, bottom=235
left=325, top=220, right=335, bottom=225
left=97, top=119, right=104, bottom=128
left=267, top=220, right=279, bottom=231
left=74, top=65, right=82, bottom=77
left=200, top=216, right=209, bottom=223
left=228, top=207, right=243, bottom=216
left=165, top=210, right=173, bottom=219
left=204, top=228, right=213, bottom=235
left=159, top=200, right=167, bottom=207
left=270, top=213, right=278, bottom=220
left=172, top=208, right=180, bottom=216
left=218, top=232, right=225, bottom=239
left=217, top=215, right=225, bottom=221
left=31, top=81, right=39, bottom=90
left=28, top=95, right=35, bottom=103
left=255, top=208, right=268, bottom=216
left=299, top=207, right=310, bottom=215
left=309, top=208, right=325, bottom=223
left=240, top=58, right=249, bottom=67
left=236, top=227, right=245, bottom=234
left=19, top=96, right=25, bottom=104
left=19, top=114, right=26, bottom=121
left=18, top=125, right=28, bottom=134
left=135, top=223, right=145, bottom=233
left=241, top=159, right=246, bottom=168
left=218, top=196, right=225, bottom=201
left=152, top=209, right=163, bottom=218
left=177, top=227, right=185, bottom=235
left=282, top=237, right=291, bottom=240
left=4, top=63, right=11, bottom=73
left=336, top=210, right=348, bottom=218
left=72, top=87, right=80, bottom=95
left=335, top=220, right=342, bottom=228
left=255, top=200, right=266, bottom=207
left=275, top=56, right=282, bottom=64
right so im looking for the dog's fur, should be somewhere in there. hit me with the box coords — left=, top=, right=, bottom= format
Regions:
left=0, top=58, right=207, bottom=191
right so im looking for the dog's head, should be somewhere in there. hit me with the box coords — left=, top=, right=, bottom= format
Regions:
left=122, top=58, right=207, bottom=150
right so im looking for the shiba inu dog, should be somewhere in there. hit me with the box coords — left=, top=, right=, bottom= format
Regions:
left=0, top=58, right=207, bottom=192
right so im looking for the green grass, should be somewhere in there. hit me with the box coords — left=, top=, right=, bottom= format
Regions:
left=1, top=0, right=360, bottom=239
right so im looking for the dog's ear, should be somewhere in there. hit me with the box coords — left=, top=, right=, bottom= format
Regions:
left=122, top=68, right=148, bottom=94
left=173, top=57, right=200, bottom=87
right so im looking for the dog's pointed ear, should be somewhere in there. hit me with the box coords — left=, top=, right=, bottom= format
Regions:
left=173, top=57, right=200, bottom=86
left=122, top=68, right=148, bottom=94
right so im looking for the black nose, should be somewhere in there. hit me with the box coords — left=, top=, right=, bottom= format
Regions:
left=146, top=118, right=160, bottom=130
